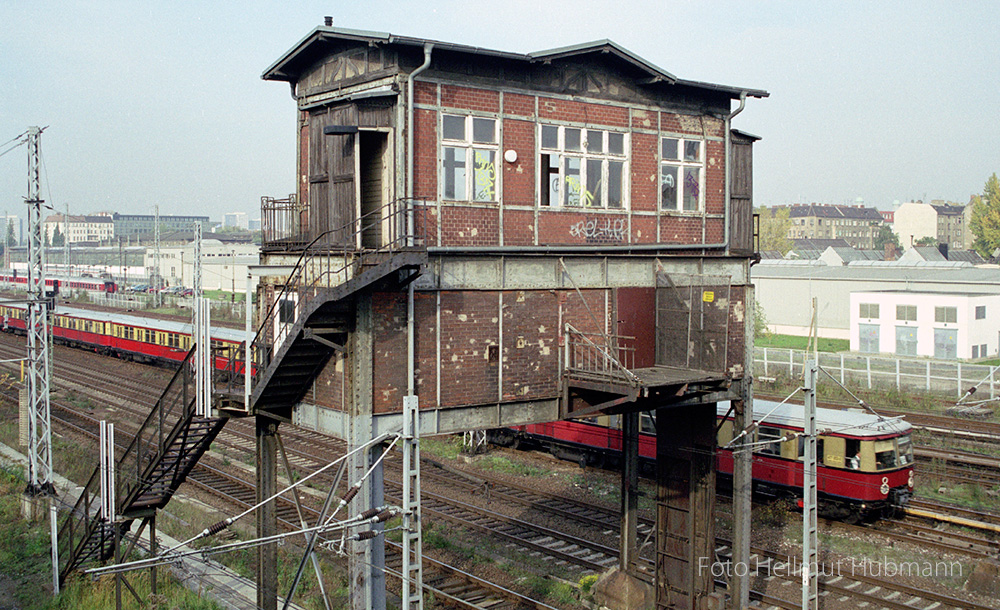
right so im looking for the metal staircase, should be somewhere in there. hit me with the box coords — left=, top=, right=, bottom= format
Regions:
left=57, top=198, right=426, bottom=582
left=247, top=198, right=426, bottom=416
left=58, top=348, right=225, bottom=582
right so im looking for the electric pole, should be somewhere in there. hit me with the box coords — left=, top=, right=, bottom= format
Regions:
left=153, top=204, right=161, bottom=307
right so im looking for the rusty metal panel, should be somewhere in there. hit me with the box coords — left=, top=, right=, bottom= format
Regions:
left=616, top=287, right=655, bottom=368
left=655, top=274, right=731, bottom=373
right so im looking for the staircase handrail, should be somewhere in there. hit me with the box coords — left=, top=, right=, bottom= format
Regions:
left=563, top=322, right=641, bottom=386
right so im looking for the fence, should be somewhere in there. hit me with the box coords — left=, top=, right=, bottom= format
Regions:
left=76, top=292, right=245, bottom=321
left=753, top=347, right=998, bottom=402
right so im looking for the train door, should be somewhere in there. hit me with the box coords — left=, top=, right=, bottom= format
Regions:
left=615, top=287, right=655, bottom=368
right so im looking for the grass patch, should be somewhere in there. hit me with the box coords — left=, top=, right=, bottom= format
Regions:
left=474, top=454, right=550, bottom=477
left=755, top=334, right=849, bottom=353
left=420, top=435, right=464, bottom=460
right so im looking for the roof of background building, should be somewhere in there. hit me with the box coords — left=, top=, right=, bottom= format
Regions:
left=43, top=214, right=113, bottom=224
left=753, top=262, right=1000, bottom=286
left=792, top=238, right=852, bottom=250
left=774, top=204, right=883, bottom=221
left=825, top=247, right=884, bottom=262
left=929, top=204, right=966, bottom=216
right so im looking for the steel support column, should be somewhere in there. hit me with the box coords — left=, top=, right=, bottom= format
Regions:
left=656, top=404, right=716, bottom=610
left=257, top=416, right=279, bottom=610
left=620, top=410, right=639, bottom=573
left=730, top=284, right=754, bottom=610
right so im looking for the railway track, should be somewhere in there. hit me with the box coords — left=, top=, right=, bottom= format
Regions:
left=4, top=335, right=998, bottom=609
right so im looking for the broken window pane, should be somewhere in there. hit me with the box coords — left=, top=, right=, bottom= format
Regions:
left=565, top=128, right=581, bottom=151
left=683, top=166, right=700, bottom=211
left=472, top=149, right=497, bottom=201
left=564, top=157, right=581, bottom=206
left=443, top=115, right=465, bottom=141
left=684, top=140, right=701, bottom=162
left=608, top=161, right=623, bottom=208
left=585, top=158, right=603, bottom=206
left=443, top=146, right=466, bottom=199
left=661, top=165, right=678, bottom=210
left=473, top=118, right=495, bottom=144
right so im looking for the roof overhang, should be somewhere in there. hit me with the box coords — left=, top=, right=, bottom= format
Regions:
left=263, top=27, right=768, bottom=101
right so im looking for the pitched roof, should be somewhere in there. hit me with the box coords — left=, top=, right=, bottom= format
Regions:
left=262, top=26, right=769, bottom=100
left=777, top=204, right=883, bottom=221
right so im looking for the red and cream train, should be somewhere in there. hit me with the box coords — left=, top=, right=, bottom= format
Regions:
left=489, top=400, right=914, bottom=521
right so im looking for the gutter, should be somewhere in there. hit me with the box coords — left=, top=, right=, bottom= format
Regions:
left=406, top=43, right=433, bottom=397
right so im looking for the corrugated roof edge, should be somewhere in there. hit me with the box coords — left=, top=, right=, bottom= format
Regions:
left=262, top=26, right=769, bottom=99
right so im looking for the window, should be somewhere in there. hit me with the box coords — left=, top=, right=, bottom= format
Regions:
left=976, top=305, right=986, bottom=319
left=973, top=345, right=980, bottom=359
left=660, top=137, right=704, bottom=211
left=895, top=304, right=916, bottom=322
left=757, top=426, right=783, bottom=456
left=540, top=125, right=627, bottom=208
left=441, top=115, right=498, bottom=202
left=859, top=303, right=879, bottom=319
left=933, top=328, right=956, bottom=359
left=934, top=306, right=957, bottom=324
left=895, top=326, right=917, bottom=356
left=859, top=324, right=879, bottom=353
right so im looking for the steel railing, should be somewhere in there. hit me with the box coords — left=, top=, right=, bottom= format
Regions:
left=563, top=323, right=641, bottom=386
left=58, top=347, right=197, bottom=579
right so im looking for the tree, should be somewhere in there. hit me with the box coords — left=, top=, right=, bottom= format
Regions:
left=971, top=173, right=1000, bottom=258
left=914, top=235, right=938, bottom=247
left=5, top=221, right=14, bottom=248
left=756, top=206, right=792, bottom=255
left=873, top=225, right=900, bottom=252
left=51, top=225, right=65, bottom=247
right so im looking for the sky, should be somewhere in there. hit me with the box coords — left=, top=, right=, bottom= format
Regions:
left=2, top=1, right=998, bottom=225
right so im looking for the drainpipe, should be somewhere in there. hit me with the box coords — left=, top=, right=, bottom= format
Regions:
left=426, top=91, right=749, bottom=256
left=406, top=43, right=432, bottom=397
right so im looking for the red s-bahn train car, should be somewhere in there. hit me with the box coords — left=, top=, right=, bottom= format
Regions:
left=0, top=273, right=118, bottom=294
left=0, top=303, right=244, bottom=373
left=489, top=399, right=914, bottom=521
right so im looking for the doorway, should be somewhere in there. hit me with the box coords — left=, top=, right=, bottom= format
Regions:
left=358, top=131, right=390, bottom=249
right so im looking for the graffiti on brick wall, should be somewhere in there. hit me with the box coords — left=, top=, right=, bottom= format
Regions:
left=569, top=217, right=626, bottom=242
left=473, top=150, right=496, bottom=201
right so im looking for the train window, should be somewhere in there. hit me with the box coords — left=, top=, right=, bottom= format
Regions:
left=639, top=413, right=656, bottom=434
left=874, top=439, right=897, bottom=470
left=758, top=426, right=783, bottom=456
left=845, top=439, right=861, bottom=469
left=897, top=435, right=913, bottom=465
left=816, top=438, right=824, bottom=463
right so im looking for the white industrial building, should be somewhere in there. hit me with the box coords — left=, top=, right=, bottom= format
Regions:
left=146, top=240, right=260, bottom=293
left=753, top=259, right=1000, bottom=351
left=849, top=290, right=999, bottom=359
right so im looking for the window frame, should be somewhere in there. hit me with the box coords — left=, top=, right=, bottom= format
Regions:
left=538, top=124, right=629, bottom=209
left=440, top=114, right=500, bottom=203
left=859, top=302, right=879, bottom=319
left=934, top=306, right=957, bottom=324
left=975, top=305, right=986, bottom=320
left=895, top=304, right=917, bottom=322
left=659, top=136, right=705, bottom=212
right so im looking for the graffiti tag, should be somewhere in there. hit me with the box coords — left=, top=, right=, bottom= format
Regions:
left=569, top=218, right=626, bottom=242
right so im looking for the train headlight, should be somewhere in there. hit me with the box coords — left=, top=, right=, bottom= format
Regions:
left=880, top=476, right=889, bottom=495
left=907, top=471, right=914, bottom=488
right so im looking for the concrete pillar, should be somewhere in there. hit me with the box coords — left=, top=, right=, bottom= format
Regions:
left=348, top=293, right=385, bottom=610
left=256, top=415, right=279, bottom=610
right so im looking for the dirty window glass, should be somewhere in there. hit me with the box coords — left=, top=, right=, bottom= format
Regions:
left=442, top=115, right=465, bottom=140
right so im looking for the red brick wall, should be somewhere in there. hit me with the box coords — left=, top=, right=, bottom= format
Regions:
left=502, top=290, right=560, bottom=399
left=440, top=206, right=500, bottom=246
left=414, top=108, right=437, bottom=201
left=538, top=97, right=628, bottom=128
left=538, top=211, right=630, bottom=245
left=631, top=132, right=658, bottom=213
left=505, top=92, right=535, bottom=118
left=502, top=119, right=535, bottom=207
left=438, top=291, right=500, bottom=407
left=311, top=353, right=344, bottom=411
left=502, top=209, right=535, bottom=246
left=414, top=81, right=437, bottom=105
left=441, top=84, right=500, bottom=113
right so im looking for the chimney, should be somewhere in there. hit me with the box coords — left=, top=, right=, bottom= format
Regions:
left=938, top=243, right=949, bottom=260
left=324, top=16, right=333, bottom=26
left=884, top=241, right=897, bottom=261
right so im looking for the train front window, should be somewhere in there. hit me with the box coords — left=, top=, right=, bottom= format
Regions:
left=640, top=413, right=656, bottom=434
left=874, top=439, right=897, bottom=470
left=896, top=435, right=913, bottom=465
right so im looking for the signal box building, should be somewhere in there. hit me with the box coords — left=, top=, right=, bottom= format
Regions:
left=255, top=25, right=766, bottom=610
